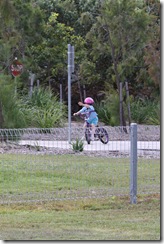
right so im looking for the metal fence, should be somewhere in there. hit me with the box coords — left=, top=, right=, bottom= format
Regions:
left=0, top=124, right=160, bottom=204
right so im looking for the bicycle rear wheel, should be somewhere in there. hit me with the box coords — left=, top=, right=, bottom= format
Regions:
left=97, top=127, right=109, bottom=144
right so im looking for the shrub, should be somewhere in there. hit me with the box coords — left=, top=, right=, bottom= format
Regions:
left=95, top=94, right=121, bottom=126
left=71, top=138, right=84, bottom=152
left=0, top=74, right=28, bottom=128
left=94, top=100, right=111, bottom=125
left=19, top=87, right=67, bottom=128
left=130, top=98, right=160, bottom=125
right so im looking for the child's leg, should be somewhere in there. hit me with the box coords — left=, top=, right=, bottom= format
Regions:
left=81, top=122, right=87, bottom=140
left=91, top=124, right=95, bottom=140
left=83, top=121, right=87, bottom=128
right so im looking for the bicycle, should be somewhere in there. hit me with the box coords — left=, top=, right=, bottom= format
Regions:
left=79, top=113, right=109, bottom=144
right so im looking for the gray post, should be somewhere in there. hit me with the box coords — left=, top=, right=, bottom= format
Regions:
left=130, top=123, right=137, bottom=204
left=14, top=76, right=17, bottom=95
left=119, top=82, right=123, bottom=127
left=67, top=44, right=74, bottom=143
left=68, top=44, right=71, bottom=143
left=29, top=73, right=35, bottom=97
left=71, top=46, right=74, bottom=73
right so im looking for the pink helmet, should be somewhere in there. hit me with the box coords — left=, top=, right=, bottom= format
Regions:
left=84, top=97, right=94, bottom=104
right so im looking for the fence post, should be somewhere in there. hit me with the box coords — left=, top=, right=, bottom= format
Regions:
left=67, top=44, right=74, bottom=143
left=130, top=123, right=137, bottom=204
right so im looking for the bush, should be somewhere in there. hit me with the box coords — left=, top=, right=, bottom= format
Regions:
left=94, top=100, right=111, bottom=125
left=130, top=98, right=160, bottom=125
left=96, top=90, right=160, bottom=126
left=71, top=138, right=84, bottom=152
left=0, top=75, right=28, bottom=128
left=19, top=87, right=67, bottom=128
left=95, top=94, right=121, bottom=126
left=0, top=78, right=67, bottom=128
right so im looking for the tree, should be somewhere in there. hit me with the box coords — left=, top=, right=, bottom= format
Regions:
left=0, top=0, right=160, bottom=127
left=143, top=0, right=160, bottom=90
left=0, top=0, right=19, bottom=74
left=85, top=0, right=152, bottom=126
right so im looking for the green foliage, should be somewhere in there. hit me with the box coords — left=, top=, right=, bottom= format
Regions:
left=31, top=106, right=65, bottom=128
left=0, top=75, right=28, bottom=128
left=13, top=0, right=44, bottom=43
left=3, top=99, right=28, bottom=128
left=95, top=84, right=122, bottom=126
left=95, top=95, right=120, bottom=126
left=0, top=0, right=160, bottom=127
left=96, top=84, right=160, bottom=126
left=86, top=0, right=160, bottom=100
left=79, top=60, right=100, bottom=84
left=145, top=100, right=160, bottom=125
left=0, top=76, right=66, bottom=129
left=130, top=98, right=160, bottom=125
left=95, top=101, right=111, bottom=125
left=19, top=87, right=67, bottom=128
left=71, top=138, right=84, bottom=152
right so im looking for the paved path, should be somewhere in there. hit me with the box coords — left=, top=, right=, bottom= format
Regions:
left=19, top=140, right=160, bottom=152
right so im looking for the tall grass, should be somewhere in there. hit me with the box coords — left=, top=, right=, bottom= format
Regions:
left=0, top=78, right=66, bottom=128
left=0, top=74, right=28, bottom=128
left=19, top=87, right=67, bottom=128
left=130, top=98, right=160, bottom=125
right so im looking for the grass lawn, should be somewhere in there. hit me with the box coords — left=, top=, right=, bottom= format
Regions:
left=0, top=154, right=160, bottom=197
left=0, top=153, right=160, bottom=240
left=0, top=194, right=160, bottom=240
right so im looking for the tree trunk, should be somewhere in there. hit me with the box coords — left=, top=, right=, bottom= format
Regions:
left=107, top=30, right=126, bottom=129
left=105, top=27, right=127, bottom=130
left=119, top=82, right=127, bottom=132
left=125, top=81, right=131, bottom=125
left=83, top=84, right=86, bottom=100
left=77, top=78, right=83, bottom=102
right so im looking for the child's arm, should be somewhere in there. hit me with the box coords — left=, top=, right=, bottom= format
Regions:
left=78, top=101, right=90, bottom=108
left=73, top=111, right=80, bottom=116
left=73, top=102, right=90, bottom=116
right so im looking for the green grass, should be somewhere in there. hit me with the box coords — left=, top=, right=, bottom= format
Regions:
left=0, top=153, right=160, bottom=240
left=0, top=194, right=160, bottom=240
left=0, top=154, right=160, bottom=197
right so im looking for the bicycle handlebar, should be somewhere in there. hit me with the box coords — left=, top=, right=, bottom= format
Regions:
left=78, top=113, right=88, bottom=121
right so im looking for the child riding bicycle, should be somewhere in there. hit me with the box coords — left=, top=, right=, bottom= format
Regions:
left=73, top=97, right=98, bottom=141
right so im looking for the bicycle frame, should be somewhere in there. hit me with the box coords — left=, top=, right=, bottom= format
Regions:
left=79, top=113, right=109, bottom=144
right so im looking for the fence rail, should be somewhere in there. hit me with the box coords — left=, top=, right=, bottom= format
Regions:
left=0, top=124, right=160, bottom=204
